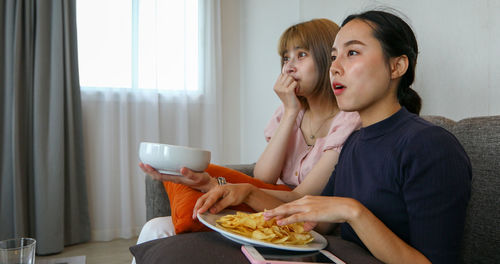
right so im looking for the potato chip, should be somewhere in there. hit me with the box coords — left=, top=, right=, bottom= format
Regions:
left=215, top=211, right=314, bottom=245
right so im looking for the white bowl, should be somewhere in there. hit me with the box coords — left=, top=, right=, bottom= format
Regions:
left=139, top=142, right=211, bottom=175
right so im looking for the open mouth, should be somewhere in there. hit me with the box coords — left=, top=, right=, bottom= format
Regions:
left=332, top=82, right=345, bottom=90
left=332, top=82, right=345, bottom=95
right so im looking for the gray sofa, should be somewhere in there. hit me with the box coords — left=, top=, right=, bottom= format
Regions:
left=144, top=115, right=500, bottom=263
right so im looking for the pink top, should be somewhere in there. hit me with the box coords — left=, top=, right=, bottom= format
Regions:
left=264, top=105, right=361, bottom=187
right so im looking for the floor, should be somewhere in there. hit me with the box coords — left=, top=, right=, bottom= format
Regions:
left=36, top=237, right=137, bottom=264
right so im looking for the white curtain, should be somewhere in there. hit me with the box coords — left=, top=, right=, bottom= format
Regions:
left=79, top=0, right=222, bottom=241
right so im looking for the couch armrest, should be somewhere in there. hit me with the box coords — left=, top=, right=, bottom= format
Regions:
left=145, top=163, right=256, bottom=221
left=145, top=175, right=172, bottom=221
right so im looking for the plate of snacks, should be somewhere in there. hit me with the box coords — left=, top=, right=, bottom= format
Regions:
left=197, top=210, right=327, bottom=251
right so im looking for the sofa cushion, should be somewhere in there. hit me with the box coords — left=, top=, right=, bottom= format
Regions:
left=130, top=232, right=383, bottom=264
left=424, top=115, right=500, bottom=263
left=453, top=116, right=500, bottom=264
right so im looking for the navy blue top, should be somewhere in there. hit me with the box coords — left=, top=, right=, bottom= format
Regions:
left=322, top=107, right=471, bottom=264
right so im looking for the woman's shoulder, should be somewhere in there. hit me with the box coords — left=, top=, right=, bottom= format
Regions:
left=330, top=111, right=362, bottom=131
left=321, top=111, right=361, bottom=151
left=336, top=110, right=360, bottom=121
left=401, top=115, right=465, bottom=154
left=406, top=115, right=455, bottom=140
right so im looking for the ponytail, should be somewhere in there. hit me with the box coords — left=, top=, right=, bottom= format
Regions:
left=397, top=56, right=421, bottom=114
left=397, top=86, right=421, bottom=115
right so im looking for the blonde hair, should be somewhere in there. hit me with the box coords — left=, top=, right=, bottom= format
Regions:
left=278, top=19, right=340, bottom=109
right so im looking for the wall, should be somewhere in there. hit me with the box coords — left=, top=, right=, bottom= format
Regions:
left=221, top=0, right=500, bottom=164
left=221, top=0, right=242, bottom=164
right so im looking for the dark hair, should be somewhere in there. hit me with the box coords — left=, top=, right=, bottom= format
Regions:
left=278, top=19, right=340, bottom=109
left=342, top=10, right=422, bottom=115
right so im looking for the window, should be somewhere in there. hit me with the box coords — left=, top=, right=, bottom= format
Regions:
left=77, top=0, right=199, bottom=92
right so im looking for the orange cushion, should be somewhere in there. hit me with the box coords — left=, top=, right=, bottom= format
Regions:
left=163, top=164, right=292, bottom=234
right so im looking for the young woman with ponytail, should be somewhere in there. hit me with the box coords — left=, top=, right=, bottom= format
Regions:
left=240, top=10, right=471, bottom=264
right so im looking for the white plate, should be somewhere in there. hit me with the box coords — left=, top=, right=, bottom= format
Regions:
left=197, top=210, right=327, bottom=251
